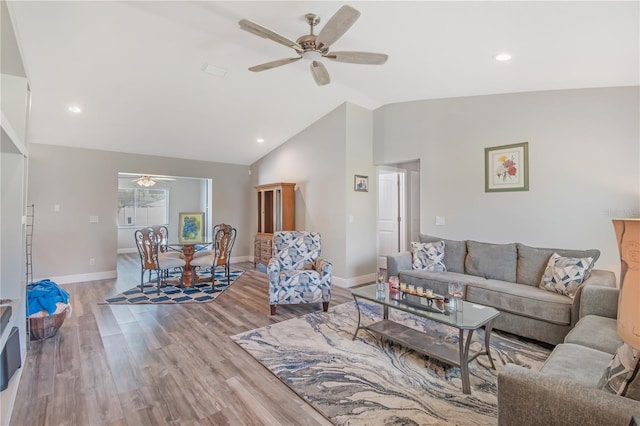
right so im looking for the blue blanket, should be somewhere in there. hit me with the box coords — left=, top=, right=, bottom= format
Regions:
left=27, top=279, right=70, bottom=316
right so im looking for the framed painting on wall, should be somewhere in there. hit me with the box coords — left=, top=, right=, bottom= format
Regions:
left=485, top=142, right=529, bottom=192
left=178, top=212, right=205, bottom=243
left=354, top=175, right=369, bottom=192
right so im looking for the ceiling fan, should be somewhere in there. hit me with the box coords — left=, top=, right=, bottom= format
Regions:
left=119, top=173, right=176, bottom=188
left=239, top=5, right=388, bottom=86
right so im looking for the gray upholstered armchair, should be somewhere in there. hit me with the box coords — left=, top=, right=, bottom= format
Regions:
left=267, top=231, right=332, bottom=315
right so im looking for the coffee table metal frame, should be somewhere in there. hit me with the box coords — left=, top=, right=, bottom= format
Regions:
left=351, top=283, right=500, bottom=394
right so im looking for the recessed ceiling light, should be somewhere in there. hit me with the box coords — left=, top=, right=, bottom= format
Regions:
left=68, top=105, right=82, bottom=113
left=493, top=52, right=512, bottom=62
left=257, top=138, right=265, bottom=143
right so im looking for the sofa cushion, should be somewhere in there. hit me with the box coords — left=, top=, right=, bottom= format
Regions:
left=598, top=343, right=640, bottom=396
left=464, top=241, right=516, bottom=282
left=564, top=315, right=622, bottom=355
left=419, top=234, right=467, bottom=273
left=516, top=243, right=601, bottom=286
left=539, top=253, right=594, bottom=298
left=410, top=241, right=446, bottom=272
left=465, top=278, right=572, bottom=325
left=540, top=343, right=613, bottom=388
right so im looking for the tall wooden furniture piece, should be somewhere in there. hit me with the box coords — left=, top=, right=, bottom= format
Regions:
left=254, top=183, right=296, bottom=268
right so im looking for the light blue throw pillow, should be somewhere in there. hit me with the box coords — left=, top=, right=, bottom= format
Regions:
left=410, top=241, right=446, bottom=272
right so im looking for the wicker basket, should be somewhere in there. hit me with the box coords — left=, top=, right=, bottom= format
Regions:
left=29, top=310, right=67, bottom=341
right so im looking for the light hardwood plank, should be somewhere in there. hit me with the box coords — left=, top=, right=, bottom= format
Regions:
left=11, top=255, right=353, bottom=425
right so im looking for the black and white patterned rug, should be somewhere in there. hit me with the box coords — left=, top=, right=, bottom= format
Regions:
left=103, top=269, right=243, bottom=304
left=231, top=300, right=551, bottom=425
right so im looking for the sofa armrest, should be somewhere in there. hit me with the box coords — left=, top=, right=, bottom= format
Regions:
left=580, top=284, right=619, bottom=319
left=498, top=364, right=640, bottom=426
left=569, top=269, right=617, bottom=326
left=583, top=269, right=616, bottom=288
left=387, top=252, right=412, bottom=278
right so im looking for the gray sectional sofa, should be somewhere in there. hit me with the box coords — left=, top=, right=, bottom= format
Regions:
left=498, top=285, right=640, bottom=425
left=386, top=234, right=616, bottom=345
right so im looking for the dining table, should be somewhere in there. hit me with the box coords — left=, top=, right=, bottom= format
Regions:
left=164, top=241, right=212, bottom=287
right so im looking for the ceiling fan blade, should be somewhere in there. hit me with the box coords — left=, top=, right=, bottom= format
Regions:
left=326, top=51, right=388, bottom=65
left=249, top=57, right=302, bottom=72
left=310, top=61, right=330, bottom=86
left=316, top=5, right=360, bottom=49
left=239, top=19, right=303, bottom=51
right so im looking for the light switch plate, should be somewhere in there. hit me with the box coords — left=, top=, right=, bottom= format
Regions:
left=89, top=215, right=99, bottom=223
left=435, top=216, right=445, bottom=226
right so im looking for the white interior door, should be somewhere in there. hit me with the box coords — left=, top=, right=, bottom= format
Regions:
left=377, top=169, right=404, bottom=269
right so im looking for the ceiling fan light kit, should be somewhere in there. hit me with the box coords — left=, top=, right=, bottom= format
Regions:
left=136, top=176, right=157, bottom=187
left=239, top=5, right=388, bottom=86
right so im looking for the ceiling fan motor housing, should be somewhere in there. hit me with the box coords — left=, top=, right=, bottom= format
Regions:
left=296, top=34, right=328, bottom=56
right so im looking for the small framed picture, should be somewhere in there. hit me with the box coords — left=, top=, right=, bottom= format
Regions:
left=354, top=175, right=369, bottom=192
left=485, top=142, right=529, bottom=192
left=178, top=212, right=205, bottom=243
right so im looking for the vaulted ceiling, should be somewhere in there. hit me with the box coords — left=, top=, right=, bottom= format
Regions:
left=8, top=1, right=639, bottom=165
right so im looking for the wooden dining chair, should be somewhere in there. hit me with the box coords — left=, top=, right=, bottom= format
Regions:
left=135, top=227, right=186, bottom=294
left=190, top=224, right=237, bottom=287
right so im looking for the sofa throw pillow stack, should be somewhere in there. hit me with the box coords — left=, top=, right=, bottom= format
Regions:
left=410, top=241, right=446, bottom=272
left=598, top=343, right=639, bottom=396
left=539, top=253, right=594, bottom=298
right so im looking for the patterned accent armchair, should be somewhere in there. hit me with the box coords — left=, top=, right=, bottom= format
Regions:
left=267, top=231, right=332, bottom=315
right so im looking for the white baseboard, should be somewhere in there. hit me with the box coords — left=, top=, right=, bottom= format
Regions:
left=117, top=248, right=138, bottom=254
left=36, top=270, right=117, bottom=285
left=332, top=272, right=376, bottom=288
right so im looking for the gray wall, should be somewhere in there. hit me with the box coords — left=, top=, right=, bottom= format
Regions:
left=345, top=103, right=377, bottom=279
left=28, top=143, right=252, bottom=283
left=250, top=103, right=377, bottom=283
left=373, top=86, right=640, bottom=276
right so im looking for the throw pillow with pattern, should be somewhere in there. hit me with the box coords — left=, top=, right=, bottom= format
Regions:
left=539, top=253, right=594, bottom=298
left=411, top=241, right=446, bottom=272
left=598, top=343, right=640, bottom=395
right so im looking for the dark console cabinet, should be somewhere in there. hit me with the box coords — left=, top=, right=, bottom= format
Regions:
left=0, top=327, right=21, bottom=391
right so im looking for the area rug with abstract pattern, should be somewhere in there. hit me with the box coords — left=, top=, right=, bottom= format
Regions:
left=102, top=269, right=243, bottom=304
left=231, top=300, right=551, bottom=425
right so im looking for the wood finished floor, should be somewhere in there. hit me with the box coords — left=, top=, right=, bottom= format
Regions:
left=11, top=255, right=354, bottom=425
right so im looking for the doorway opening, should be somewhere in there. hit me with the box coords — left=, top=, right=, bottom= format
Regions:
left=377, top=160, right=420, bottom=269
left=116, top=173, right=213, bottom=254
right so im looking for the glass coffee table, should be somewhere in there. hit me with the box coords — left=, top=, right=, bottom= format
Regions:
left=351, top=283, right=500, bottom=394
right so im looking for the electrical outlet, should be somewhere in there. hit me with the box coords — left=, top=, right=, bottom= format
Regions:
left=89, top=258, right=95, bottom=266
left=435, top=216, right=446, bottom=226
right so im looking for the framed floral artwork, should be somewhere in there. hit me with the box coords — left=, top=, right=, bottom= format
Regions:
left=178, top=212, right=205, bottom=243
left=485, top=142, right=529, bottom=192
left=354, top=175, right=369, bottom=192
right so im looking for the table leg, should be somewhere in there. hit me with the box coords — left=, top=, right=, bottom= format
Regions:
left=383, top=305, right=389, bottom=320
left=352, top=295, right=362, bottom=340
left=459, top=328, right=475, bottom=394
left=484, top=320, right=497, bottom=370
left=181, top=245, right=197, bottom=287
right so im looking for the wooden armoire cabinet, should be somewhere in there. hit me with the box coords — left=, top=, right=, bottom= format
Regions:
left=254, top=182, right=295, bottom=268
